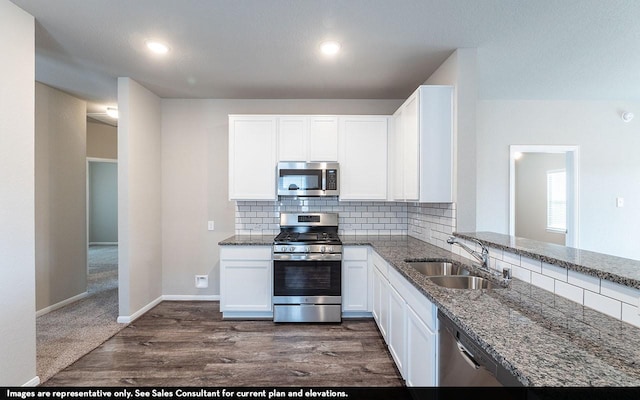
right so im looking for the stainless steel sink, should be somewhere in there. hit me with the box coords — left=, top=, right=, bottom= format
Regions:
left=405, top=260, right=471, bottom=277
left=427, top=275, right=500, bottom=290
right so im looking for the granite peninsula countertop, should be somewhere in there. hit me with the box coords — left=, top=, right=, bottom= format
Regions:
left=455, top=231, right=640, bottom=289
left=219, top=234, right=640, bottom=387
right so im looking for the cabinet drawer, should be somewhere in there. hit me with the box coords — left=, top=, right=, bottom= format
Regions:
left=343, top=246, right=368, bottom=261
left=388, top=266, right=437, bottom=330
left=220, top=246, right=272, bottom=260
left=371, top=250, right=389, bottom=278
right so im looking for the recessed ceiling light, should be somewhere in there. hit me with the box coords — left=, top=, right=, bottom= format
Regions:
left=145, top=40, right=170, bottom=55
left=320, top=41, right=341, bottom=56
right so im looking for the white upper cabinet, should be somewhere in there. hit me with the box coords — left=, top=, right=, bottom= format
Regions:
left=391, top=85, right=454, bottom=203
left=277, top=116, right=308, bottom=161
left=228, top=115, right=277, bottom=200
left=308, top=116, right=339, bottom=161
left=277, top=116, right=338, bottom=162
left=338, top=116, right=389, bottom=200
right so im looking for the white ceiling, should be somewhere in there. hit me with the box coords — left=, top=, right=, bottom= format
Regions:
left=11, top=0, right=640, bottom=114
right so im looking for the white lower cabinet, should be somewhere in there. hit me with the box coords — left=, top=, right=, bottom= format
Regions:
left=371, top=252, right=389, bottom=340
left=388, top=282, right=406, bottom=376
left=370, top=249, right=438, bottom=386
left=406, top=305, right=437, bottom=386
left=342, top=246, right=369, bottom=315
left=220, top=246, right=273, bottom=319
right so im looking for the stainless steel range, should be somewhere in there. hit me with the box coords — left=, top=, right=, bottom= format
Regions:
left=272, top=212, right=342, bottom=323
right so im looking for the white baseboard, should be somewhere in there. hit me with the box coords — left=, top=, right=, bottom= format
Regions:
left=117, top=295, right=163, bottom=323
left=89, top=242, right=118, bottom=246
left=222, top=311, right=273, bottom=320
left=116, top=295, right=219, bottom=323
left=36, top=292, right=89, bottom=317
left=23, top=376, right=40, bottom=387
left=342, top=311, right=373, bottom=319
left=162, top=295, right=220, bottom=301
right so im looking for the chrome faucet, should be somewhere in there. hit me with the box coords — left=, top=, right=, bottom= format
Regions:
left=447, top=236, right=490, bottom=272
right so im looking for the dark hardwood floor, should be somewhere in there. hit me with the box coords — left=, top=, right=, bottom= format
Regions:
left=42, top=301, right=404, bottom=387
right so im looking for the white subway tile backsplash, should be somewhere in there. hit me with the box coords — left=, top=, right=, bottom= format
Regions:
left=531, top=272, right=555, bottom=292
left=407, top=203, right=456, bottom=247
left=554, top=280, right=584, bottom=304
left=521, top=257, right=542, bottom=273
left=621, top=303, right=640, bottom=328
left=234, top=199, right=409, bottom=235
left=511, top=265, right=532, bottom=282
left=542, top=262, right=568, bottom=282
left=568, top=270, right=600, bottom=293
left=502, top=251, right=521, bottom=267
left=584, top=291, right=622, bottom=319
left=490, top=247, right=504, bottom=262
left=601, top=280, right=640, bottom=306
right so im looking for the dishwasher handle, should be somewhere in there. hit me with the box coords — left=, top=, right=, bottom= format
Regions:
left=439, top=310, right=498, bottom=376
left=456, top=340, right=481, bottom=370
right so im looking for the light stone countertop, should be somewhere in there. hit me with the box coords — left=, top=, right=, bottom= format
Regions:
left=219, top=234, right=640, bottom=386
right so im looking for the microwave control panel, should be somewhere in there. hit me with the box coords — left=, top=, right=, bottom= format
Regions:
left=326, top=169, right=338, bottom=190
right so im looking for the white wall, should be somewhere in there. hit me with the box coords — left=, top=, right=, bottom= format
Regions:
left=161, top=99, right=402, bottom=296
left=89, top=161, right=118, bottom=243
left=425, top=48, right=478, bottom=232
left=35, top=82, right=88, bottom=312
left=477, top=100, right=640, bottom=260
left=0, top=0, right=37, bottom=386
left=118, top=78, right=163, bottom=319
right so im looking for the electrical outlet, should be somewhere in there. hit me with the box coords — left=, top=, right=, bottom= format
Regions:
left=208, top=221, right=215, bottom=231
left=195, top=275, right=208, bottom=288
left=616, top=197, right=624, bottom=208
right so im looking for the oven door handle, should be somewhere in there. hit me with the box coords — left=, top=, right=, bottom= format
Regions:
left=272, top=253, right=342, bottom=261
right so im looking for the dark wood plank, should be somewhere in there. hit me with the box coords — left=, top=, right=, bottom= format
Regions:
left=42, top=301, right=404, bottom=387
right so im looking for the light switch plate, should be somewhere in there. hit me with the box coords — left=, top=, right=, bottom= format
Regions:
left=616, top=197, right=624, bottom=208
left=208, top=221, right=215, bottom=231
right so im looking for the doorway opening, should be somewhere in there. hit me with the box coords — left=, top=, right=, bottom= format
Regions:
left=87, top=158, right=118, bottom=299
left=509, top=145, right=580, bottom=248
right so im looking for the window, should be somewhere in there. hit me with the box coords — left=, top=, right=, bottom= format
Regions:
left=547, top=169, right=566, bottom=232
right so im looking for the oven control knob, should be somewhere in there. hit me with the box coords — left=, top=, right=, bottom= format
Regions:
left=289, top=247, right=295, bottom=252
left=305, top=246, right=310, bottom=253
left=320, top=246, right=326, bottom=253
left=327, top=246, right=333, bottom=253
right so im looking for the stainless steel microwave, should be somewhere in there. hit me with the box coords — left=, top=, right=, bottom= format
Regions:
left=277, top=162, right=339, bottom=197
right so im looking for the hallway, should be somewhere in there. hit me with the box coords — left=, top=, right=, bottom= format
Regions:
left=36, top=245, right=124, bottom=383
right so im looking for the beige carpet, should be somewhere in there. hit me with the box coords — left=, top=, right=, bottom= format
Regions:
left=36, top=245, right=127, bottom=384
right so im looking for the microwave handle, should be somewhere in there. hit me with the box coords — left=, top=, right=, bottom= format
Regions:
left=322, top=169, right=326, bottom=191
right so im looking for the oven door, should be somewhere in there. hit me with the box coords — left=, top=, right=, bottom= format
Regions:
left=273, top=260, right=341, bottom=304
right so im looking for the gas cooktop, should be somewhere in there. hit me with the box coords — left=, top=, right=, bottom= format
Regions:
left=273, top=231, right=341, bottom=245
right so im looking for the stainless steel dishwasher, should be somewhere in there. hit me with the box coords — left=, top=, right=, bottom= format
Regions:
left=438, top=310, right=522, bottom=387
